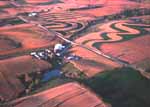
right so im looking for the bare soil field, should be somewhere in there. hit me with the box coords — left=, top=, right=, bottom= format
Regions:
left=18, top=11, right=94, bottom=39
left=101, top=35, right=150, bottom=64
left=0, top=23, right=62, bottom=56
left=70, top=46, right=121, bottom=77
left=0, top=1, right=13, bottom=18
left=0, top=0, right=150, bottom=107
left=0, top=1, right=8, bottom=7
left=10, top=82, right=107, bottom=107
left=0, top=55, right=51, bottom=101
left=75, top=19, right=150, bottom=65
left=63, top=0, right=149, bottom=17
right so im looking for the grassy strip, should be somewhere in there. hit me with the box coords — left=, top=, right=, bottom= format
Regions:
left=15, top=0, right=62, bottom=5
left=0, top=18, right=25, bottom=27
left=93, top=22, right=149, bottom=49
left=69, top=5, right=103, bottom=11
left=9, top=19, right=25, bottom=25
left=101, top=32, right=111, bottom=40
left=15, top=0, right=26, bottom=4
left=61, top=63, right=86, bottom=80
left=30, top=78, right=72, bottom=95
left=135, top=58, right=150, bottom=73
left=0, top=4, right=13, bottom=9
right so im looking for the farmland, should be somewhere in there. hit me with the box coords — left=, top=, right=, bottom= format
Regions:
left=0, top=0, right=150, bottom=107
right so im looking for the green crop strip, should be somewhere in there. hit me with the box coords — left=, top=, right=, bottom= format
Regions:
left=92, top=22, right=150, bottom=49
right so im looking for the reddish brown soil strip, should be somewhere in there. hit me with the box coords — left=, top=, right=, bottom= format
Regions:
left=0, top=1, right=8, bottom=7
left=0, top=24, right=62, bottom=56
left=0, top=55, right=51, bottom=101
left=11, top=82, right=107, bottom=107
left=101, top=35, right=150, bottom=64
left=72, top=0, right=149, bottom=17
left=75, top=20, right=149, bottom=64
left=69, top=46, right=121, bottom=77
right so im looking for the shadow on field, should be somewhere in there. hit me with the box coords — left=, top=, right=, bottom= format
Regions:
left=81, top=67, right=150, bottom=107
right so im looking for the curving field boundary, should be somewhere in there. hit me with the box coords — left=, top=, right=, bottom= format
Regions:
left=81, top=21, right=150, bottom=49
left=39, top=11, right=92, bottom=38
